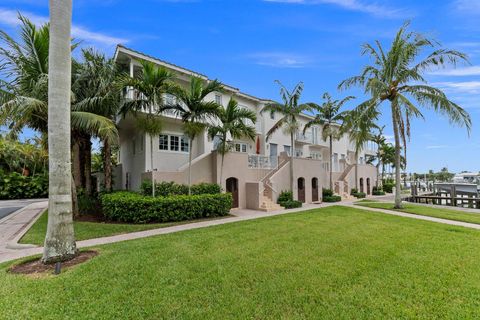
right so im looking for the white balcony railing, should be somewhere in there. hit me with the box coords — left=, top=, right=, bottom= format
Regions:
left=248, top=154, right=272, bottom=169
left=295, top=132, right=313, bottom=143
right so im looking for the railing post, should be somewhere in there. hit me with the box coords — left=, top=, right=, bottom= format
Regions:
left=451, top=186, right=456, bottom=207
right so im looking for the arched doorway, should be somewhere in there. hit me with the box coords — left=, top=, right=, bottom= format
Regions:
left=226, top=177, right=239, bottom=208
left=366, top=178, right=371, bottom=195
left=311, top=178, right=319, bottom=202
left=359, top=178, right=364, bottom=193
left=298, top=177, right=305, bottom=203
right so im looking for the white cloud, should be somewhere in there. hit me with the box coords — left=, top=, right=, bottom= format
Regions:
left=263, top=0, right=408, bottom=18
left=455, top=0, right=480, bottom=13
left=429, top=66, right=480, bottom=76
left=433, top=81, right=480, bottom=94
left=426, top=145, right=449, bottom=149
left=247, top=52, right=312, bottom=68
left=0, top=8, right=128, bottom=46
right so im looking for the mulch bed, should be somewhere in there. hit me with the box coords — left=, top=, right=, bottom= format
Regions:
left=9, top=250, right=98, bottom=275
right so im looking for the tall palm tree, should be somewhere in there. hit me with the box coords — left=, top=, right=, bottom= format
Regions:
left=0, top=15, right=118, bottom=198
left=163, top=77, right=223, bottom=194
left=42, top=0, right=77, bottom=263
left=371, top=125, right=386, bottom=187
left=339, top=23, right=471, bottom=208
left=208, top=98, right=257, bottom=186
left=303, top=93, right=353, bottom=190
left=261, top=81, right=311, bottom=193
left=342, top=107, right=379, bottom=190
left=73, top=49, right=122, bottom=192
left=118, top=61, right=174, bottom=196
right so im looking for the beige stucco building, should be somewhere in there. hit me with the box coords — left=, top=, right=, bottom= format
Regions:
left=111, top=45, right=378, bottom=210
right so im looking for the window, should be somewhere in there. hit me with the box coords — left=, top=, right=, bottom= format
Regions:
left=234, top=142, right=248, bottom=153
left=310, top=152, right=322, bottom=160
left=270, top=111, right=275, bottom=120
left=170, top=135, right=179, bottom=151
left=159, top=135, right=169, bottom=150
left=295, top=149, right=303, bottom=157
left=284, top=145, right=291, bottom=156
left=181, top=136, right=189, bottom=152
left=164, top=93, right=175, bottom=106
left=159, top=134, right=189, bottom=153
left=215, top=94, right=222, bottom=105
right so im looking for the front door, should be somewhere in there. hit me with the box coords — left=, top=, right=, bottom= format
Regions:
left=312, top=178, right=319, bottom=202
left=367, top=178, right=371, bottom=195
left=359, top=178, right=364, bottom=193
left=226, top=177, right=239, bottom=208
left=298, top=177, right=305, bottom=203
left=269, top=143, right=278, bottom=167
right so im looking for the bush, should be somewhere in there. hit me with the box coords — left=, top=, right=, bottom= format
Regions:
left=141, top=181, right=221, bottom=197
left=372, top=187, right=386, bottom=196
left=350, top=188, right=359, bottom=196
left=352, top=192, right=366, bottom=199
left=77, top=191, right=101, bottom=215
left=100, top=191, right=232, bottom=223
left=0, top=172, right=48, bottom=200
left=277, top=190, right=302, bottom=209
left=322, top=188, right=334, bottom=198
left=323, top=195, right=342, bottom=202
left=383, top=182, right=394, bottom=193
left=281, top=200, right=303, bottom=209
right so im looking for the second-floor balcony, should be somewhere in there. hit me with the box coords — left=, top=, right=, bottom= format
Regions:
left=295, top=132, right=313, bottom=144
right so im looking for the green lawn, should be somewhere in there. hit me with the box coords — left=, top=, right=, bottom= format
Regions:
left=20, top=212, right=230, bottom=245
left=4, top=206, right=480, bottom=318
left=356, top=201, right=480, bottom=225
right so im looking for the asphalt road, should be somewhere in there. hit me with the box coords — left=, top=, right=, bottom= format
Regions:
left=0, top=199, right=46, bottom=220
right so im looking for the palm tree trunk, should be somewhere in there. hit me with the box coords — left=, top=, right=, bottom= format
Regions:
left=329, top=135, right=333, bottom=190
left=84, top=137, right=92, bottom=196
left=188, top=136, right=193, bottom=195
left=391, top=104, right=403, bottom=209
left=150, top=134, right=155, bottom=197
left=290, top=132, right=295, bottom=193
left=220, top=153, right=225, bottom=188
left=355, top=150, right=359, bottom=190
left=72, top=138, right=82, bottom=190
left=103, top=139, right=112, bottom=192
left=42, top=0, right=77, bottom=263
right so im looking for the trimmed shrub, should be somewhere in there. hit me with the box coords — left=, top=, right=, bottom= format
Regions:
left=372, top=187, right=386, bottom=196
left=350, top=188, right=359, bottom=196
left=322, top=188, right=334, bottom=198
left=383, top=182, right=394, bottom=193
left=352, top=192, right=367, bottom=199
left=141, top=181, right=221, bottom=197
left=277, top=190, right=302, bottom=209
left=281, top=200, right=303, bottom=209
left=0, top=172, right=48, bottom=200
left=323, top=195, right=342, bottom=202
left=100, top=191, right=232, bottom=223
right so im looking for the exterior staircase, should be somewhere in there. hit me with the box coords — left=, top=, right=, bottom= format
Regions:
left=336, top=161, right=356, bottom=200
left=258, top=157, right=290, bottom=212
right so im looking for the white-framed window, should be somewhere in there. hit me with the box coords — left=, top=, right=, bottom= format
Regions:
left=159, top=134, right=189, bottom=153
left=295, top=149, right=303, bottom=158
left=234, top=142, right=248, bottom=153
left=270, top=111, right=275, bottom=120
left=284, top=145, right=291, bottom=156
left=310, top=152, right=322, bottom=160
left=215, top=94, right=222, bottom=106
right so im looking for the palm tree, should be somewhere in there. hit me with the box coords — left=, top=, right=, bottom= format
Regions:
left=261, top=81, right=311, bottom=193
left=42, top=0, right=77, bottom=263
left=0, top=15, right=118, bottom=199
left=371, top=125, right=386, bottom=188
left=73, top=49, right=122, bottom=192
left=208, top=98, right=257, bottom=186
left=118, top=61, right=174, bottom=196
left=163, top=77, right=223, bottom=194
left=342, top=107, right=379, bottom=190
left=339, top=23, right=471, bottom=208
left=303, top=93, right=353, bottom=190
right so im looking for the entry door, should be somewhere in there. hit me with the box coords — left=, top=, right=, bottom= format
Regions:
left=366, top=178, right=371, bottom=195
left=312, top=178, right=319, bottom=202
left=269, top=143, right=278, bottom=167
left=226, top=177, right=239, bottom=208
left=298, top=178, right=306, bottom=203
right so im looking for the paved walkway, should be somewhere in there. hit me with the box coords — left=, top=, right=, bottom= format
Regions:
left=2, top=197, right=480, bottom=264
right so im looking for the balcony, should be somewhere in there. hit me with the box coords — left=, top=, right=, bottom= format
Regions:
left=295, top=132, right=313, bottom=144
left=248, top=154, right=273, bottom=169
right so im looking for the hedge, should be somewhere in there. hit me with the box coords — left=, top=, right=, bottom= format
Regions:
left=372, top=187, right=386, bottom=196
left=352, top=192, right=366, bottom=199
left=100, top=192, right=232, bottom=223
left=0, top=172, right=48, bottom=200
left=141, top=181, right=221, bottom=197
left=277, top=190, right=302, bottom=209
left=323, top=195, right=342, bottom=202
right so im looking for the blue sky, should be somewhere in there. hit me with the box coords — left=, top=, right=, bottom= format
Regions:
left=2, top=0, right=480, bottom=173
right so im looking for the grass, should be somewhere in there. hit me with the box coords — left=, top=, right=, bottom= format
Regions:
left=356, top=201, right=480, bottom=225
left=20, top=212, right=231, bottom=245
left=4, top=205, right=480, bottom=318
